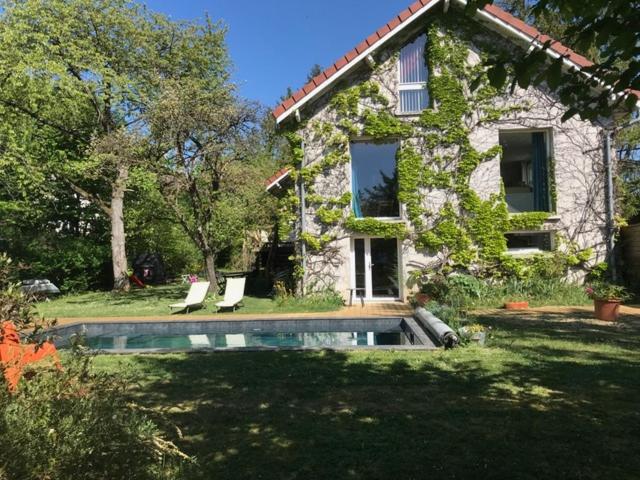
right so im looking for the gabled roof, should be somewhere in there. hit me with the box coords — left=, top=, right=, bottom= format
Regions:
left=264, top=167, right=292, bottom=189
left=272, top=0, right=631, bottom=125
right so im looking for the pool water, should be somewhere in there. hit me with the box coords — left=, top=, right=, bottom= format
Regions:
left=86, top=330, right=407, bottom=350
left=53, top=317, right=436, bottom=352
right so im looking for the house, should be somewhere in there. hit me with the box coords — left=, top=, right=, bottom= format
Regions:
left=267, top=0, right=629, bottom=303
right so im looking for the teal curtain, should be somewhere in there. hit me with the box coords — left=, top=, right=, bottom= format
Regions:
left=352, top=165, right=363, bottom=218
left=532, top=132, right=549, bottom=212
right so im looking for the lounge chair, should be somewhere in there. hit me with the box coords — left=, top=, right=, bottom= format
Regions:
left=215, top=277, right=246, bottom=311
left=169, top=281, right=210, bottom=313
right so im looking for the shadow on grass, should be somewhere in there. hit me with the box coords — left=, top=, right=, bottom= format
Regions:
left=109, top=317, right=640, bottom=480
left=62, top=285, right=188, bottom=306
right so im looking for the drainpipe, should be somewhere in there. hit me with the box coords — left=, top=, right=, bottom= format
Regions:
left=299, top=141, right=307, bottom=296
left=604, top=130, right=617, bottom=282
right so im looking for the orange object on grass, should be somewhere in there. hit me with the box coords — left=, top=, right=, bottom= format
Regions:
left=0, top=321, right=61, bottom=391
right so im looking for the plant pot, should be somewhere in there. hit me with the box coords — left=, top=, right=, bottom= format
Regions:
left=414, top=293, right=431, bottom=307
left=504, top=301, right=529, bottom=310
left=469, top=331, right=486, bottom=346
left=458, top=327, right=486, bottom=346
left=594, top=299, right=621, bottom=322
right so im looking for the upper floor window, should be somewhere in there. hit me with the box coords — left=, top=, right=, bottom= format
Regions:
left=398, top=35, right=428, bottom=114
left=351, top=141, right=399, bottom=218
left=500, top=130, right=552, bottom=213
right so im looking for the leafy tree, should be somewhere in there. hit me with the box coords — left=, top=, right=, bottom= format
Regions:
left=468, top=0, right=639, bottom=120
left=306, top=63, right=324, bottom=82
left=0, top=0, right=229, bottom=290
left=146, top=80, right=276, bottom=291
left=616, top=121, right=640, bottom=221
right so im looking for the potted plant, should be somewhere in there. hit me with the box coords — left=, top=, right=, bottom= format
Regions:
left=585, top=282, right=630, bottom=322
left=458, top=324, right=487, bottom=346
left=504, top=299, right=529, bottom=310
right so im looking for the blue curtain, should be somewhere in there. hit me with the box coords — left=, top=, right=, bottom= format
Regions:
left=352, top=164, right=363, bottom=218
left=532, top=132, right=549, bottom=212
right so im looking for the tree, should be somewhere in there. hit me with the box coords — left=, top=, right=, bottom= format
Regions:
left=306, top=64, right=324, bottom=82
left=467, top=0, right=639, bottom=120
left=0, top=0, right=228, bottom=290
left=146, top=80, right=275, bottom=291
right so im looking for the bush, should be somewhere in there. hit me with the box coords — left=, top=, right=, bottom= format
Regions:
left=274, top=282, right=344, bottom=309
left=0, top=354, right=188, bottom=480
left=411, top=267, right=589, bottom=310
left=0, top=254, right=189, bottom=479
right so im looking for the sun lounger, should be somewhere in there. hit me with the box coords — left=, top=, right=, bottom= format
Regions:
left=215, top=277, right=246, bottom=311
left=169, top=281, right=210, bottom=313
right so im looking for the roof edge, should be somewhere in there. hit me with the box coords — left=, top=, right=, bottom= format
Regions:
left=273, top=0, right=637, bottom=124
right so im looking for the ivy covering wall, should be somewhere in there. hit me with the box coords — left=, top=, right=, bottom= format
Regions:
left=277, top=16, right=592, bottom=284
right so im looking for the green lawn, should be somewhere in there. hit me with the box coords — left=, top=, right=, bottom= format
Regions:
left=36, top=284, right=342, bottom=319
left=91, top=311, right=640, bottom=479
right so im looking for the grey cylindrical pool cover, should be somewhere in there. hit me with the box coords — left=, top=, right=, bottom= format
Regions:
left=415, top=307, right=460, bottom=348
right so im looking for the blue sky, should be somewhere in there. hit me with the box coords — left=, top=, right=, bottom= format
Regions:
left=143, top=0, right=413, bottom=108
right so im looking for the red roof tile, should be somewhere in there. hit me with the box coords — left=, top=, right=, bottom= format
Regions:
left=398, top=8, right=412, bottom=22
left=355, top=40, right=369, bottom=54
left=265, top=167, right=292, bottom=188
left=273, top=0, right=630, bottom=122
left=366, top=32, right=380, bottom=46
left=376, top=24, right=391, bottom=38
left=302, top=81, right=316, bottom=95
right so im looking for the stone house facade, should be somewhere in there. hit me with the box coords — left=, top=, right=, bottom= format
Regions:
left=267, top=0, right=614, bottom=302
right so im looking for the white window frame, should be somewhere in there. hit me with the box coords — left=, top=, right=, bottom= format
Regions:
left=397, top=34, right=428, bottom=115
left=505, top=230, right=555, bottom=255
left=350, top=236, right=403, bottom=302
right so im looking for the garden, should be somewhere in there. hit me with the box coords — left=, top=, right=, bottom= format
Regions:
left=1, top=0, right=640, bottom=478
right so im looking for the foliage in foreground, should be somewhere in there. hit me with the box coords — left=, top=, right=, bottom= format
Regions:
left=0, top=354, right=188, bottom=480
left=0, top=253, right=189, bottom=479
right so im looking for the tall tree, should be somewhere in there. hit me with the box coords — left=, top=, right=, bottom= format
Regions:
left=146, top=81, right=274, bottom=291
left=0, top=0, right=228, bottom=290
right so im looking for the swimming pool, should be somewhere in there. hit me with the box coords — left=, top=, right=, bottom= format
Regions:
left=52, top=317, right=437, bottom=352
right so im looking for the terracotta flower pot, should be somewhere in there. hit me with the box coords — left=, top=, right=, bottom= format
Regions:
left=504, top=301, right=529, bottom=310
left=414, top=293, right=431, bottom=307
left=594, top=299, right=621, bottom=322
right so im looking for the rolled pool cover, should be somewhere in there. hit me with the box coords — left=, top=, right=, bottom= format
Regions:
left=414, top=307, right=460, bottom=349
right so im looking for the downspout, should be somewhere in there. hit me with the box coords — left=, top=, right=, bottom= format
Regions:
left=299, top=141, right=307, bottom=296
left=604, top=130, right=617, bottom=281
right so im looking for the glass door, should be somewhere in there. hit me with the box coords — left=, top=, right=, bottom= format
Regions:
left=370, top=238, right=399, bottom=298
left=352, top=238, right=399, bottom=300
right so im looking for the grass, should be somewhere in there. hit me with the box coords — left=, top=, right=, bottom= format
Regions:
left=91, top=310, right=640, bottom=479
left=36, top=284, right=343, bottom=319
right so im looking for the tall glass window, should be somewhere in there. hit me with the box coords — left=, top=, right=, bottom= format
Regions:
left=351, top=141, right=399, bottom=218
left=399, top=35, right=428, bottom=113
left=499, top=130, right=551, bottom=213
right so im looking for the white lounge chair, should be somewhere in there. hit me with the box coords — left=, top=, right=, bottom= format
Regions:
left=169, top=281, right=210, bottom=313
left=215, top=277, right=246, bottom=311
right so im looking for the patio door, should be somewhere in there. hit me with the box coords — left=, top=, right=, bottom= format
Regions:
left=352, top=238, right=399, bottom=301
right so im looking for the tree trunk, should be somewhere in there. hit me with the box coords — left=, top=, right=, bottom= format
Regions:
left=111, top=166, right=130, bottom=292
left=204, top=251, right=218, bottom=293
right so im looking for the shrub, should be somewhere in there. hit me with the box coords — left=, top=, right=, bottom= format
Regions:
left=275, top=283, right=344, bottom=309
left=0, top=354, right=189, bottom=480
left=409, top=265, right=589, bottom=310
left=585, top=281, right=631, bottom=302
left=0, top=254, right=189, bottom=479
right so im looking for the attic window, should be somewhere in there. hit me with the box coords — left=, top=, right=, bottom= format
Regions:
left=398, top=35, right=428, bottom=113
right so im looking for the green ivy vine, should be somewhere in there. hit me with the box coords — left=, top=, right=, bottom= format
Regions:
left=276, top=15, right=579, bottom=280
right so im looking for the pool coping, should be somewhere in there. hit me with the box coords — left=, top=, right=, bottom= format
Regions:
left=49, top=316, right=440, bottom=353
